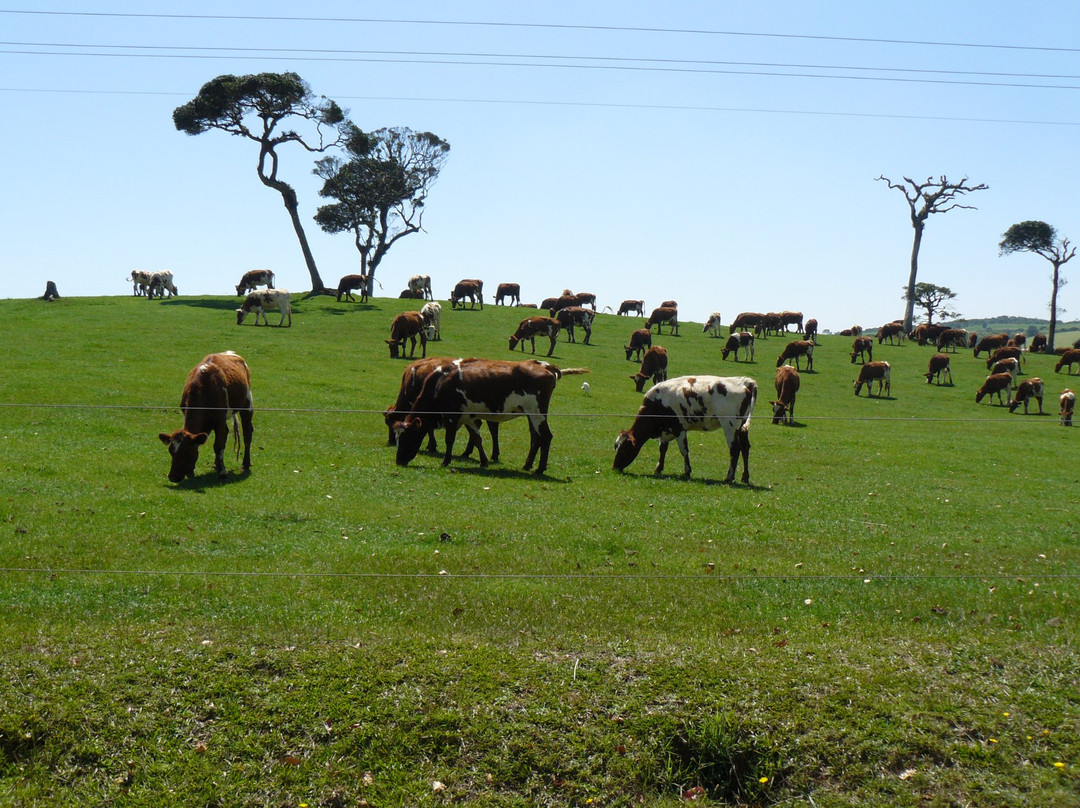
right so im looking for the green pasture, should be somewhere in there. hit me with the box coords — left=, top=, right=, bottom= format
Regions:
left=1, top=294, right=1077, bottom=806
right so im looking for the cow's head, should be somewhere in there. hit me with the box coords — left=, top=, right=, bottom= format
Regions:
left=235, top=307, right=247, bottom=325
left=770, top=400, right=789, bottom=425
left=386, top=339, right=402, bottom=359
left=392, top=417, right=425, bottom=465
left=509, top=335, right=521, bottom=351
left=630, top=373, right=650, bottom=393
left=159, top=429, right=209, bottom=482
left=613, top=430, right=642, bottom=471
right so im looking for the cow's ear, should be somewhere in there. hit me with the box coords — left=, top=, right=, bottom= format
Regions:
left=158, top=432, right=173, bottom=445
left=193, top=432, right=210, bottom=446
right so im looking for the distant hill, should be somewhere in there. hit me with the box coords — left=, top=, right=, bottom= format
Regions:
left=944, top=315, right=1080, bottom=346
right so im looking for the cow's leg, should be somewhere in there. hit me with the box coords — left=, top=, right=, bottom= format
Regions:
left=442, top=424, right=461, bottom=466
left=546, top=335, right=556, bottom=357
left=239, top=410, right=254, bottom=471
left=737, top=430, right=752, bottom=484
left=674, top=433, right=692, bottom=479
left=424, top=425, right=439, bottom=454
left=655, top=438, right=671, bottom=476
left=488, top=422, right=501, bottom=462
left=462, top=423, right=489, bottom=465
left=526, top=415, right=552, bottom=474
left=212, top=418, right=229, bottom=478
left=583, top=323, right=592, bottom=345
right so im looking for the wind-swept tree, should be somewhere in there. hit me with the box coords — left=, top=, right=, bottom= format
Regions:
left=1000, top=220, right=1076, bottom=351
left=173, top=72, right=351, bottom=293
left=876, top=175, right=988, bottom=332
left=314, top=126, right=450, bottom=294
left=904, top=282, right=959, bottom=325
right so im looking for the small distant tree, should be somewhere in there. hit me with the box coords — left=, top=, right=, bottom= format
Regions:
left=314, top=126, right=450, bottom=294
left=904, top=282, right=959, bottom=325
left=999, top=220, right=1076, bottom=351
left=173, top=72, right=352, bottom=294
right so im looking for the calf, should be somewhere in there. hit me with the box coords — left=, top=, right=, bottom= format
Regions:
left=509, top=316, right=560, bottom=356
left=631, top=346, right=669, bottom=392
left=771, top=364, right=800, bottom=425
left=236, top=269, right=275, bottom=296
left=803, top=318, right=818, bottom=343
left=776, top=340, right=814, bottom=371
left=236, top=288, right=292, bottom=326
left=876, top=322, right=904, bottom=345
left=850, top=336, right=873, bottom=364
left=618, top=299, right=645, bottom=316
left=925, top=353, right=953, bottom=385
left=613, top=375, right=756, bottom=483
left=986, top=346, right=1023, bottom=370
left=158, top=351, right=253, bottom=482
left=408, top=273, right=433, bottom=300
left=420, top=301, right=442, bottom=341
left=1009, top=377, right=1044, bottom=414
left=128, top=269, right=152, bottom=296
left=386, top=311, right=427, bottom=358
left=645, top=306, right=679, bottom=335
left=975, top=372, right=1013, bottom=406
left=936, top=328, right=968, bottom=353
left=495, top=283, right=521, bottom=306
left=854, top=361, right=891, bottom=397
left=1055, top=348, right=1080, bottom=374
left=336, top=273, right=369, bottom=302
left=450, top=279, right=483, bottom=309
left=555, top=306, right=594, bottom=344
left=1060, top=389, right=1075, bottom=426
left=702, top=312, right=723, bottom=337
left=721, top=331, right=755, bottom=362
left=625, top=327, right=653, bottom=361
left=974, top=333, right=1010, bottom=358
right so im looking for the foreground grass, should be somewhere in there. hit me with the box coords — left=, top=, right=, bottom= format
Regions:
left=1, top=295, right=1078, bottom=805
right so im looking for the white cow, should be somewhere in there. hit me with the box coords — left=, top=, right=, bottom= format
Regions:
left=236, top=269, right=276, bottom=296
left=128, top=269, right=153, bottom=296
left=236, top=289, right=292, bottom=327
left=146, top=270, right=178, bottom=299
left=702, top=312, right=723, bottom=337
left=420, top=300, right=442, bottom=341
left=408, top=274, right=433, bottom=300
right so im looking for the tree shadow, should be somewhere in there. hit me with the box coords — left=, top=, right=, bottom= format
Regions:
left=160, top=298, right=244, bottom=311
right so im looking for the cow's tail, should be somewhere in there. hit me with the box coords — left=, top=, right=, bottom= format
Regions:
left=740, top=380, right=758, bottom=432
left=555, top=367, right=590, bottom=382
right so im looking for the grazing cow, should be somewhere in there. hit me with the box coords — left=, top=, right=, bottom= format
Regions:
left=555, top=306, right=594, bottom=344
left=399, top=288, right=425, bottom=299
left=548, top=292, right=580, bottom=316
left=618, top=299, right=645, bottom=316
left=625, top=327, right=653, bottom=361
left=803, top=318, right=818, bottom=343
left=1030, top=334, right=1048, bottom=353
left=876, top=322, right=904, bottom=345
left=539, top=296, right=560, bottom=311
left=509, top=316, right=560, bottom=356
left=974, top=333, right=1010, bottom=358
left=721, top=331, right=755, bottom=362
left=236, top=289, right=292, bottom=327
left=968, top=332, right=979, bottom=349
left=850, top=336, right=873, bottom=364
left=158, top=351, right=253, bottom=482
left=235, top=269, right=275, bottom=296
left=780, top=311, right=804, bottom=332
left=854, top=361, right=891, bottom=397
left=336, top=273, right=369, bottom=303
left=936, top=328, right=969, bottom=353
left=1060, top=389, right=1075, bottom=426
left=772, top=364, right=800, bottom=425
left=450, top=279, right=483, bottom=309
left=660, top=300, right=678, bottom=310
left=989, top=357, right=1020, bottom=382
left=761, top=313, right=784, bottom=336
left=645, top=306, right=679, bottom=335
left=925, top=353, right=953, bottom=385
left=631, top=346, right=669, bottom=392
left=386, top=311, right=427, bottom=359
left=573, top=292, right=597, bottom=310
left=975, top=372, right=1014, bottom=406
left=731, top=312, right=765, bottom=335
left=702, top=312, right=723, bottom=337
left=392, top=358, right=569, bottom=474
left=776, top=340, right=814, bottom=371
left=986, top=346, right=1023, bottom=370
left=146, top=270, right=178, bottom=299
left=495, top=283, right=521, bottom=306
left=1009, top=333, right=1027, bottom=350
left=1010, top=377, right=1045, bottom=414
left=408, top=274, right=433, bottom=300
left=912, top=323, right=947, bottom=346
left=613, top=375, right=757, bottom=483
left=420, top=301, right=442, bottom=341
left=128, top=269, right=152, bottom=296
left=1055, top=349, right=1080, bottom=374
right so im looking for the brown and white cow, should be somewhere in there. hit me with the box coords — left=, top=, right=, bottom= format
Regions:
left=420, top=301, right=442, bottom=341
left=336, top=273, right=369, bottom=302
left=854, top=361, right=891, bottom=397
left=850, top=336, right=873, bottom=364
left=450, top=279, right=483, bottom=309
left=613, top=375, right=757, bottom=483
left=925, top=353, right=953, bottom=385
left=876, top=322, right=904, bottom=345
left=803, top=318, right=818, bottom=343
left=974, top=333, right=1010, bottom=358
left=158, top=351, right=253, bottom=482
left=989, top=357, right=1019, bottom=382
left=1009, top=377, right=1044, bottom=414
left=975, top=372, right=1013, bottom=406
left=236, top=269, right=275, bottom=296
left=912, top=322, right=947, bottom=346
left=386, top=311, right=427, bottom=359
left=986, top=345, right=1023, bottom=370
left=393, top=358, right=570, bottom=474
left=645, top=306, right=679, bottom=335
left=555, top=306, right=594, bottom=344
left=721, top=331, right=755, bottom=362
left=1060, top=389, right=1075, bottom=426
left=1054, top=348, right=1080, bottom=374
left=936, top=328, right=969, bottom=353
left=495, top=283, right=521, bottom=306
left=702, top=312, right=723, bottom=337
left=509, top=316, right=560, bottom=356
left=631, top=346, right=669, bottom=392
left=236, top=289, right=292, bottom=326
left=771, top=364, right=800, bottom=425
left=625, top=327, right=653, bottom=361
left=618, top=299, right=645, bottom=316
left=777, top=340, right=814, bottom=371
left=408, top=274, right=433, bottom=300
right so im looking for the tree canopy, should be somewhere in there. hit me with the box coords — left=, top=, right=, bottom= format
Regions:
left=903, top=282, right=959, bottom=325
left=1000, top=220, right=1076, bottom=351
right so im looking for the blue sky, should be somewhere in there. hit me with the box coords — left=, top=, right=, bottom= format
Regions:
left=4, top=1, right=1080, bottom=330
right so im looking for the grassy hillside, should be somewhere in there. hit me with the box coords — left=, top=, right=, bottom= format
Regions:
left=1, top=295, right=1078, bottom=806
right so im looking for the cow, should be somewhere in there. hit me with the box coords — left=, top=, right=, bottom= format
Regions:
left=1009, top=333, right=1027, bottom=350
left=660, top=300, right=678, bottom=310
left=420, top=301, right=442, bottom=341
left=450, top=279, right=483, bottom=309
left=392, top=358, right=569, bottom=474
left=989, top=357, right=1020, bottom=382
left=761, top=312, right=784, bottom=336
left=838, top=325, right=864, bottom=337
left=1060, top=389, right=1075, bottom=426
left=158, top=351, right=253, bottom=483
left=1009, top=377, right=1045, bottom=414
left=986, top=346, right=1023, bottom=370
left=631, top=346, right=669, bottom=392
left=854, top=361, right=891, bottom=397
left=975, top=372, right=1014, bottom=406
left=235, top=269, right=275, bottom=296
left=613, top=375, right=756, bottom=483
left=509, top=316, right=560, bottom=356
left=936, top=328, right=969, bottom=353
left=721, top=331, right=755, bottom=362
left=702, top=312, right=723, bottom=337
left=555, top=306, right=594, bottom=344
left=912, top=323, right=948, bottom=346
left=625, top=327, right=653, bottom=361
left=146, top=270, right=178, bottom=299
left=399, top=288, right=425, bottom=299
left=548, top=292, right=580, bottom=316
left=969, top=332, right=979, bottom=349
left=780, top=311, right=803, bottom=332
left=236, top=289, right=292, bottom=327
left=408, top=274, right=433, bottom=300
left=1030, top=334, right=1048, bottom=353
left=336, top=273, right=369, bottom=303
left=876, top=322, right=904, bottom=345
left=128, top=269, right=153, bottom=296
left=850, top=336, right=873, bottom=364
left=925, top=353, right=953, bottom=385
left=803, top=318, right=818, bottom=343
left=539, top=296, right=560, bottom=311
left=645, top=306, right=679, bottom=335
left=618, top=299, right=645, bottom=316
left=776, top=340, right=814, bottom=371
left=771, top=364, right=800, bottom=425
left=1055, top=348, right=1080, bottom=375
left=573, top=292, right=597, bottom=310
left=495, top=283, right=521, bottom=306
left=386, top=311, right=427, bottom=359
left=974, top=333, right=1010, bottom=358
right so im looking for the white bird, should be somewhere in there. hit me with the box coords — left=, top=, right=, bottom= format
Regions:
left=581, top=381, right=591, bottom=395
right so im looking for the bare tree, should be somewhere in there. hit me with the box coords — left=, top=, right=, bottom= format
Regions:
left=1000, top=220, right=1076, bottom=351
left=877, top=175, right=988, bottom=332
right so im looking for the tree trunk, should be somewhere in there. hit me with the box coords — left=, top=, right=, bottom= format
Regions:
left=1048, top=262, right=1061, bottom=352
left=903, top=222, right=924, bottom=333
left=277, top=185, right=333, bottom=295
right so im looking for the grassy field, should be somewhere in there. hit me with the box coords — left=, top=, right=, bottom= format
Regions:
left=1, top=294, right=1078, bottom=807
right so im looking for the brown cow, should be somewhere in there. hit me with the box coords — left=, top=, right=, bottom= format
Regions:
left=1009, top=377, right=1044, bottom=414
left=1030, top=334, right=1048, bottom=353
left=771, top=364, right=800, bottom=425
left=986, top=345, right=1023, bottom=370
left=645, top=306, right=679, bottom=335
left=974, top=333, right=1010, bottom=358
left=876, top=322, right=904, bottom=345
left=1060, top=389, right=1075, bottom=426
left=625, top=327, right=653, bottom=361
left=730, top=312, right=765, bottom=334
left=854, top=361, right=891, bottom=397
left=450, top=279, right=483, bottom=309
left=803, top=318, right=818, bottom=343
left=618, top=299, right=645, bottom=316
left=976, top=372, right=1013, bottom=406
left=495, top=283, right=521, bottom=306
left=850, top=336, right=873, bottom=364
left=386, top=311, right=428, bottom=359
left=776, top=340, right=814, bottom=371
left=780, top=311, right=803, bottom=332
left=925, top=353, right=953, bottom=385
left=336, top=273, right=369, bottom=302
left=936, top=328, right=968, bottom=352
left=158, top=351, right=253, bottom=482
left=509, top=316, right=560, bottom=356
left=631, top=346, right=669, bottom=392
left=1055, top=348, right=1080, bottom=374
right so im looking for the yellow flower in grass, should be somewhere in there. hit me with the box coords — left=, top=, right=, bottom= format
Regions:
left=1054, top=762, right=1066, bottom=769
left=759, top=777, right=769, bottom=784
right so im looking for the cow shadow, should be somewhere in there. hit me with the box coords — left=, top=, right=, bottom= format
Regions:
left=448, top=465, right=571, bottom=483
left=168, top=468, right=251, bottom=490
